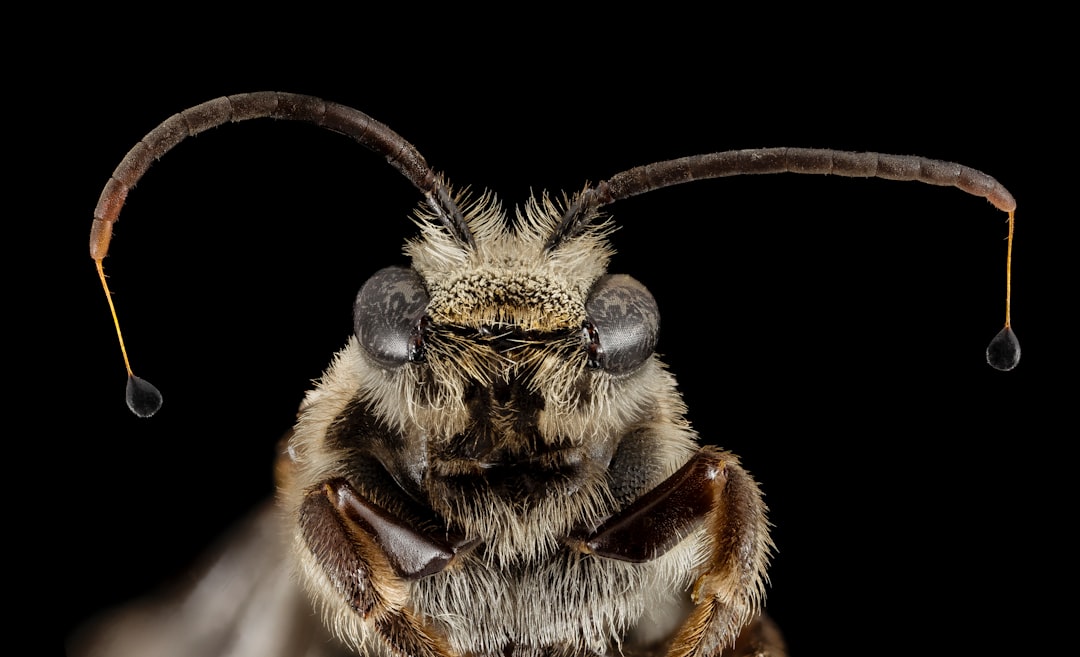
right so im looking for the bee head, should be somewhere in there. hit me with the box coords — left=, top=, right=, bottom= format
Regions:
left=352, top=188, right=662, bottom=432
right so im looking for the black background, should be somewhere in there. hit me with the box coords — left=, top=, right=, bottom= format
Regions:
left=37, top=19, right=1068, bottom=657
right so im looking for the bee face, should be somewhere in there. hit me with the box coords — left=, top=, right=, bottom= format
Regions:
left=80, top=92, right=1017, bottom=657
left=272, top=190, right=707, bottom=656
left=284, top=192, right=675, bottom=565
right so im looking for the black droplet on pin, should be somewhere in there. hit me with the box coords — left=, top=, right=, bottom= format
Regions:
left=126, top=375, right=163, bottom=417
left=986, top=327, right=1021, bottom=371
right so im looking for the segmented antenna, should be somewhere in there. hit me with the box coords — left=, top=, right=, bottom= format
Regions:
left=91, top=92, right=472, bottom=417
left=551, top=148, right=1020, bottom=372
left=94, top=99, right=1022, bottom=417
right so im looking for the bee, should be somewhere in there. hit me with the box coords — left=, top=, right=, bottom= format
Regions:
left=73, top=92, right=1019, bottom=657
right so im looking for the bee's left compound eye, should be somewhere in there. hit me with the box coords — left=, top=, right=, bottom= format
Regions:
left=584, top=274, right=660, bottom=374
left=354, top=267, right=430, bottom=368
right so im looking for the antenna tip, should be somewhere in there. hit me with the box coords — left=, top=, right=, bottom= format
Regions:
left=986, top=326, right=1021, bottom=371
left=126, top=375, right=163, bottom=417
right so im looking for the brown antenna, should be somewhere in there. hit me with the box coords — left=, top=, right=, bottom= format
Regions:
left=91, top=92, right=474, bottom=416
left=551, top=147, right=1019, bottom=371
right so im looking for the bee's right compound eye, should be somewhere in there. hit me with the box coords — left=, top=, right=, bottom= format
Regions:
left=584, top=274, right=660, bottom=374
left=355, top=267, right=430, bottom=368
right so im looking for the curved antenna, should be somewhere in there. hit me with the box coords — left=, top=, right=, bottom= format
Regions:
left=91, top=92, right=472, bottom=258
left=551, top=148, right=1019, bottom=371
left=91, top=92, right=474, bottom=417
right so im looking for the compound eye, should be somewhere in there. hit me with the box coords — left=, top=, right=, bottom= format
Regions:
left=584, top=274, right=660, bottom=374
left=354, top=267, right=430, bottom=368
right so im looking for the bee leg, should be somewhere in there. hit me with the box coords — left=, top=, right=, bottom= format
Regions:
left=297, top=478, right=463, bottom=657
left=577, top=447, right=774, bottom=657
